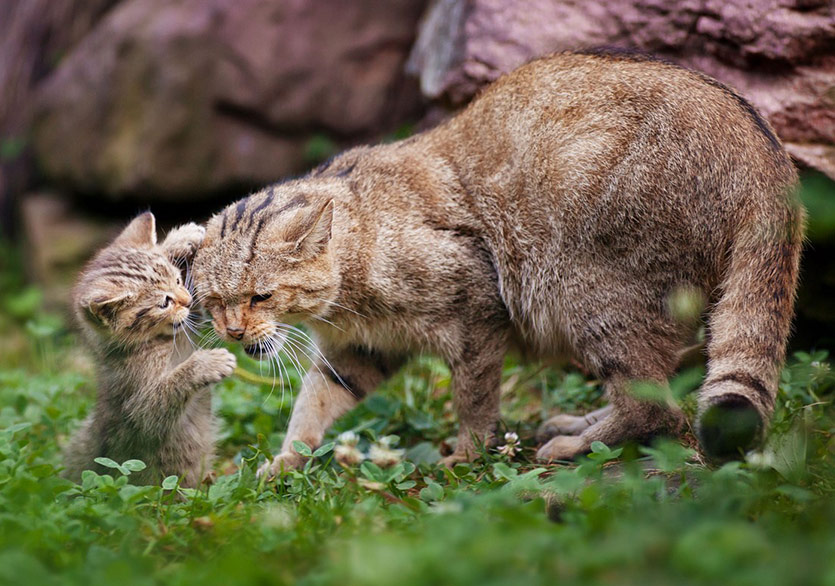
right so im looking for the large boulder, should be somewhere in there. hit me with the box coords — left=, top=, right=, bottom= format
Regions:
left=32, top=0, right=426, bottom=200
left=408, top=0, right=835, bottom=179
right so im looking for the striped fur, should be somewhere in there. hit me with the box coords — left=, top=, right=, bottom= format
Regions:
left=194, top=52, right=804, bottom=470
left=63, top=213, right=236, bottom=486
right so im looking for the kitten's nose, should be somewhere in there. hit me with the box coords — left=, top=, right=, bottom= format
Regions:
left=227, top=327, right=245, bottom=340
left=177, top=289, right=192, bottom=307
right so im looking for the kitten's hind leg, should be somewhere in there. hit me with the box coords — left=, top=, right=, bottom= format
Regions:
left=536, top=404, right=613, bottom=442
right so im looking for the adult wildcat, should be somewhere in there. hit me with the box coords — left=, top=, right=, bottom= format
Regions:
left=193, top=52, right=803, bottom=475
left=64, top=212, right=237, bottom=487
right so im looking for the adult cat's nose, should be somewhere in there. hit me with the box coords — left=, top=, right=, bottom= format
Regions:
left=227, top=327, right=245, bottom=340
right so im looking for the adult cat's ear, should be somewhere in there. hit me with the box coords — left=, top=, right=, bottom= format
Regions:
left=290, top=200, right=334, bottom=257
left=83, top=292, right=133, bottom=327
left=113, top=212, right=157, bottom=248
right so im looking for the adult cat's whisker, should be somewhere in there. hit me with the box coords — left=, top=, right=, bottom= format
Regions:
left=281, top=333, right=341, bottom=401
left=310, top=314, right=345, bottom=332
left=278, top=335, right=308, bottom=398
left=283, top=336, right=335, bottom=403
left=277, top=325, right=342, bottom=382
left=316, top=298, right=366, bottom=319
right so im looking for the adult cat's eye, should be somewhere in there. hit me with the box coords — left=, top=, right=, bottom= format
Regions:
left=160, top=295, right=173, bottom=308
left=251, top=293, right=272, bottom=305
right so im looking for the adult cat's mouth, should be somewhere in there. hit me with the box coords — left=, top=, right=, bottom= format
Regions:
left=244, top=344, right=263, bottom=357
left=242, top=331, right=288, bottom=359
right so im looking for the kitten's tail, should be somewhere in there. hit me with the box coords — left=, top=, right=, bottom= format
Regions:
left=698, top=186, right=804, bottom=460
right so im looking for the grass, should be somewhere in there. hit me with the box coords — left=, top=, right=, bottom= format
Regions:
left=2, top=247, right=835, bottom=586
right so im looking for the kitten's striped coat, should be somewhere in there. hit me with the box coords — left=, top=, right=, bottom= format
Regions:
left=64, top=213, right=236, bottom=487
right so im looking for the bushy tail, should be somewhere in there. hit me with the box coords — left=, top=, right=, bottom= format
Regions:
left=699, top=191, right=804, bottom=459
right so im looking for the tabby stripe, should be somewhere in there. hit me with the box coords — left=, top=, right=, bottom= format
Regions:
left=325, top=369, right=363, bottom=399
left=334, top=163, right=356, bottom=178
left=129, top=307, right=152, bottom=329
left=276, top=193, right=307, bottom=215
left=231, top=200, right=248, bottom=231
left=247, top=188, right=275, bottom=227
left=94, top=269, right=146, bottom=280
left=710, top=372, right=772, bottom=403
left=246, top=215, right=269, bottom=263
left=220, top=210, right=229, bottom=239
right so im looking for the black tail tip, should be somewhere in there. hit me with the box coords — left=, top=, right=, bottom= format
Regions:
left=698, top=394, right=763, bottom=461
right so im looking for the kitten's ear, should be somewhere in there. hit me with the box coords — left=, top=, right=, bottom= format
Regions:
left=113, top=212, right=157, bottom=248
left=290, top=200, right=334, bottom=257
left=83, top=292, right=133, bottom=327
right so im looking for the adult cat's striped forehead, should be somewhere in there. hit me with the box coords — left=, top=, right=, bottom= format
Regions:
left=195, top=179, right=342, bottom=297
left=193, top=179, right=344, bottom=345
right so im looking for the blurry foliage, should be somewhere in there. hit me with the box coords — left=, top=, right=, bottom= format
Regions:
left=800, top=171, right=835, bottom=242
left=304, top=134, right=339, bottom=166
left=0, top=136, right=27, bottom=162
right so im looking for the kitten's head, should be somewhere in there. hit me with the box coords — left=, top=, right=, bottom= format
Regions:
left=74, top=212, right=194, bottom=346
left=193, top=181, right=341, bottom=353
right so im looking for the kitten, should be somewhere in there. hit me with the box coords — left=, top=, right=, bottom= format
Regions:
left=63, top=212, right=237, bottom=487
left=193, top=51, right=803, bottom=474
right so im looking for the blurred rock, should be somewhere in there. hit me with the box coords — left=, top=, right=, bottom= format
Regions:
left=408, top=0, right=835, bottom=179
left=20, top=193, right=120, bottom=308
left=32, top=0, right=426, bottom=201
left=0, top=0, right=122, bottom=234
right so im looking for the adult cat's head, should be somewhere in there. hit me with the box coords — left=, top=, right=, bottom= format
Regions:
left=193, top=181, right=342, bottom=354
left=73, top=212, right=193, bottom=346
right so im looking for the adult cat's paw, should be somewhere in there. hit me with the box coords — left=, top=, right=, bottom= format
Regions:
left=192, top=348, right=236, bottom=384
left=163, top=223, right=206, bottom=261
left=536, top=414, right=592, bottom=442
left=257, top=452, right=305, bottom=479
left=536, top=435, right=588, bottom=462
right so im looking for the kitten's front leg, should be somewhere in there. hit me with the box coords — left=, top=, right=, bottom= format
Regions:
left=258, top=347, right=404, bottom=478
left=125, top=349, right=236, bottom=437
left=161, top=222, right=206, bottom=263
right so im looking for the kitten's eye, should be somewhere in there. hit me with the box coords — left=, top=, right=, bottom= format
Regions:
left=176, top=277, right=182, bottom=285
left=251, top=293, right=272, bottom=305
left=160, top=295, right=173, bottom=309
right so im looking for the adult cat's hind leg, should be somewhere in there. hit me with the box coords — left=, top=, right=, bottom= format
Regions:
left=537, top=374, right=685, bottom=461
left=536, top=404, right=613, bottom=442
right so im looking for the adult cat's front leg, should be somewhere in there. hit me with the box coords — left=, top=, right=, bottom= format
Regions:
left=258, top=347, right=404, bottom=478
left=441, top=330, right=507, bottom=467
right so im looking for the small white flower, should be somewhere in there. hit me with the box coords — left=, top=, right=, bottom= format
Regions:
left=377, top=435, right=399, bottom=448
left=334, top=444, right=364, bottom=467
left=369, top=443, right=404, bottom=468
left=337, top=431, right=359, bottom=447
left=496, top=431, right=521, bottom=458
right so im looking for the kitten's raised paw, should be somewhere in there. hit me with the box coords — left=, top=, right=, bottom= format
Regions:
left=163, top=223, right=206, bottom=261
left=536, top=435, right=588, bottom=462
left=193, top=348, right=237, bottom=384
left=257, top=452, right=305, bottom=479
